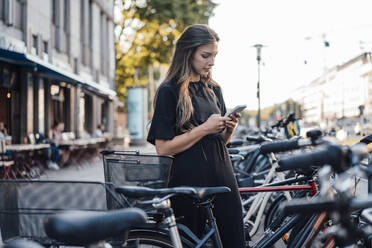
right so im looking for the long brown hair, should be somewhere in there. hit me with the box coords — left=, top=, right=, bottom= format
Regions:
left=154, top=24, right=220, bottom=132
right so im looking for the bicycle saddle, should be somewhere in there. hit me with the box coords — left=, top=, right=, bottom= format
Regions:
left=227, top=138, right=245, bottom=148
left=246, top=134, right=270, bottom=143
left=44, top=208, right=147, bottom=246
left=115, top=185, right=231, bottom=200
left=228, top=148, right=240, bottom=154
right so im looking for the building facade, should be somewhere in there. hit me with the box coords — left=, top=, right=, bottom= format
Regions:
left=0, top=0, right=117, bottom=143
left=292, top=52, right=372, bottom=126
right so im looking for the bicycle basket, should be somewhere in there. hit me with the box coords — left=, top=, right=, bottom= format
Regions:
left=101, top=150, right=174, bottom=209
left=0, top=179, right=123, bottom=245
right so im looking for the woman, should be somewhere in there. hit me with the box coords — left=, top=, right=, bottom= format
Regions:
left=147, top=24, right=245, bottom=247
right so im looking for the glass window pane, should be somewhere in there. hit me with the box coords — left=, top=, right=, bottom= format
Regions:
left=14, top=0, right=22, bottom=30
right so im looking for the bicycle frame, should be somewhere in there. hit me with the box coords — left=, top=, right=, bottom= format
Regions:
left=239, top=152, right=318, bottom=237
left=239, top=181, right=317, bottom=194
left=135, top=196, right=224, bottom=248
left=239, top=153, right=291, bottom=236
left=252, top=207, right=332, bottom=248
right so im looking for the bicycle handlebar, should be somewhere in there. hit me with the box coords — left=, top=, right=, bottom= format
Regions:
left=280, top=196, right=372, bottom=215
left=260, top=138, right=312, bottom=154
left=276, top=145, right=349, bottom=173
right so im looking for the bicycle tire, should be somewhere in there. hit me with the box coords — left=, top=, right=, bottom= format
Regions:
left=127, top=230, right=193, bottom=248
left=264, top=193, right=287, bottom=230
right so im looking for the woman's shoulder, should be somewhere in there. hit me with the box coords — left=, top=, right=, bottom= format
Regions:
left=157, top=80, right=178, bottom=95
left=208, top=81, right=222, bottom=93
left=160, top=80, right=178, bottom=89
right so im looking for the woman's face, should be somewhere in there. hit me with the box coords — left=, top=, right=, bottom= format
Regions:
left=191, top=42, right=218, bottom=79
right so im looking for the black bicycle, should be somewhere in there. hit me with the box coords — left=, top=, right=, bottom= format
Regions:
left=115, top=185, right=232, bottom=248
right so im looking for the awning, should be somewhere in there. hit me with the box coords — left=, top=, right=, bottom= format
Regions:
left=0, top=48, right=116, bottom=98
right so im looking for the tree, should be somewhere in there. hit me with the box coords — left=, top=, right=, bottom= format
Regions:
left=115, top=0, right=217, bottom=110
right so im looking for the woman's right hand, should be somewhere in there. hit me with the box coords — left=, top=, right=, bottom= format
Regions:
left=202, top=114, right=230, bottom=134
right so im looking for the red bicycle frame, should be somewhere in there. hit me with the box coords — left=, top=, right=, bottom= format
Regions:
left=239, top=181, right=318, bottom=196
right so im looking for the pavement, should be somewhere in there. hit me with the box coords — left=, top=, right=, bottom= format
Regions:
left=0, top=144, right=157, bottom=245
left=40, top=144, right=156, bottom=182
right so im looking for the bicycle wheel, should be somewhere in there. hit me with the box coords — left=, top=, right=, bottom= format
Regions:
left=264, top=193, right=287, bottom=230
left=126, top=230, right=193, bottom=248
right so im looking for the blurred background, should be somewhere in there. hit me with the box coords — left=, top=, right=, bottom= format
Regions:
left=0, top=0, right=371, bottom=149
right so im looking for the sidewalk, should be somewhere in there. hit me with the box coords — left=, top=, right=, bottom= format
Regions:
left=0, top=144, right=157, bottom=245
left=41, top=144, right=156, bottom=182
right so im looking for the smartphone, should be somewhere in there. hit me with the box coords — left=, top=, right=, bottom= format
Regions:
left=224, top=104, right=247, bottom=117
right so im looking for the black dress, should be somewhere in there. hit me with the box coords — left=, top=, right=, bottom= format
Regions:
left=147, top=80, right=245, bottom=248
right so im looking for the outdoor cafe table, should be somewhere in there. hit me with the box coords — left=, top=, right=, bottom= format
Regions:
left=58, top=138, right=106, bottom=165
left=6, top=143, right=50, bottom=151
left=59, top=137, right=106, bottom=147
left=4, top=143, right=51, bottom=179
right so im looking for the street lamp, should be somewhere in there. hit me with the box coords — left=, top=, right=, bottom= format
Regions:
left=253, top=44, right=264, bottom=129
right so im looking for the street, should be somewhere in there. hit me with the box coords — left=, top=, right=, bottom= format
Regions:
left=1, top=144, right=368, bottom=247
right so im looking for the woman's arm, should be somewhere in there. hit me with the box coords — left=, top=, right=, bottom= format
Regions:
left=155, top=124, right=207, bottom=155
left=221, top=113, right=241, bottom=144
left=221, top=128, right=234, bottom=145
left=155, top=114, right=229, bottom=155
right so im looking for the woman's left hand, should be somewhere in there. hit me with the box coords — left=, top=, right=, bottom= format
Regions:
left=225, top=113, right=241, bottom=134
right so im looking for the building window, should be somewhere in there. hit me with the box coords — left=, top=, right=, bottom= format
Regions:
left=100, top=12, right=105, bottom=75
left=0, top=0, right=3, bottom=20
left=106, top=18, right=110, bottom=78
left=14, top=0, right=22, bottom=30
left=88, top=0, right=93, bottom=67
left=43, top=41, right=48, bottom=54
left=43, top=41, right=49, bottom=62
left=80, top=0, right=91, bottom=66
left=52, top=0, right=58, bottom=25
left=52, top=0, right=59, bottom=50
left=63, top=0, right=70, bottom=33
left=4, top=0, right=13, bottom=26
left=32, top=35, right=38, bottom=55
left=74, top=57, right=79, bottom=74
left=81, top=0, right=86, bottom=65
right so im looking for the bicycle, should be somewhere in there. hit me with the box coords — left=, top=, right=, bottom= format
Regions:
left=280, top=168, right=372, bottom=247
left=115, top=185, right=233, bottom=248
left=2, top=208, right=147, bottom=248
left=248, top=142, right=368, bottom=247
left=236, top=131, right=325, bottom=236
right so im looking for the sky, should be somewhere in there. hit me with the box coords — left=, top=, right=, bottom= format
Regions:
left=208, top=0, right=372, bottom=110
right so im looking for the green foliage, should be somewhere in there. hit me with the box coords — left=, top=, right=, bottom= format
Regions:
left=115, top=0, right=217, bottom=108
